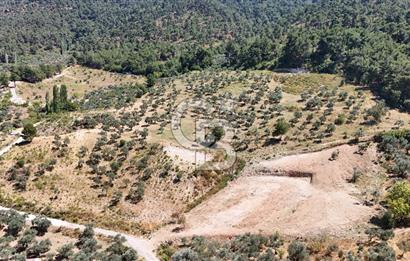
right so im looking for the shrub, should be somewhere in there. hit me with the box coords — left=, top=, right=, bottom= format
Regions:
left=378, top=211, right=395, bottom=229
left=16, top=229, right=37, bottom=251
left=105, top=235, right=138, bottom=260
left=212, top=126, right=225, bottom=141
left=56, top=243, right=74, bottom=260
left=273, top=118, right=290, bottom=136
left=2, top=211, right=25, bottom=237
left=31, top=216, right=51, bottom=235
left=350, top=168, right=363, bottom=183
left=109, top=191, right=123, bottom=207
left=330, top=150, right=340, bottom=161
left=77, top=224, right=95, bottom=249
left=22, top=123, right=37, bottom=142
left=206, top=126, right=225, bottom=146
left=126, top=182, right=145, bottom=204
left=386, top=181, right=410, bottom=225
left=325, top=123, right=336, bottom=134
left=288, top=240, right=309, bottom=261
left=172, top=248, right=199, bottom=261
left=365, top=102, right=387, bottom=124
left=27, top=239, right=51, bottom=258
left=368, top=242, right=395, bottom=261
left=335, top=114, right=346, bottom=125
left=391, top=156, right=410, bottom=179
left=305, top=96, right=322, bottom=111
left=366, top=228, right=394, bottom=241
left=16, top=159, right=25, bottom=168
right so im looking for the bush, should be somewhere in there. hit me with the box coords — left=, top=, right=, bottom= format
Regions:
left=350, top=168, right=363, bottom=183
left=22, top=123, right=37, bottom=142
left=56, top=243, right=74, bottom=260
left=16, top=229, right=37, bottom=251
left=126, top=182, right=145, bottom=204
left=77, top=224, right=95, bottom=248
left=325, top=123, right=336, bottom=134
left=378, top=211, right=395, bottom=229
left=105, top=235, right=138, bottom=260
left=172, top=248, right=199, bottom=261
left=211, top=126, right=225, bottom=143
left=31, top=216, right=51, bottom=235
left=330, top=149, right=340, bottom=161
left=288, top=240, right=309, bottom=261
left=368, top=242, right=395, bottom=261
left=273, top=118, right=290, bottom=136
left=1, top=210, right=25, bottom=237
left=335, top=114, right=346, bottom=125
left=386, top=181, right=410, bottom=225
left=365, top=102, right=387, bottom=124
left=391, top=156, right=410, bottom=179
left=27, top=239, right=51, bottom=258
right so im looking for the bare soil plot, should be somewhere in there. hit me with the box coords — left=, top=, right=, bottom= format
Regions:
left=154, top=144, right=380, bottom=242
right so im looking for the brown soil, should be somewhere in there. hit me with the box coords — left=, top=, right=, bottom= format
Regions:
left=152, top=144, right=380, bottom=244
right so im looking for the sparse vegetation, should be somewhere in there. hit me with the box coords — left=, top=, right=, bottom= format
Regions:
left=0, top=0, right=410, bottom=257
left=0, top=210, right=139, bottom=260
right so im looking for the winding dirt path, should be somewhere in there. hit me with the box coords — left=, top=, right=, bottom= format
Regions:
left=0, top=206, right=159, bottom=261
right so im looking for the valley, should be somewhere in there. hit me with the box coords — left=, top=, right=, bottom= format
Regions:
left=0, top=0, right=409, bottom=260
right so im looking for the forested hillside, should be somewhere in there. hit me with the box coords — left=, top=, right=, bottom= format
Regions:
left=0, top=0, right=409, bottom=110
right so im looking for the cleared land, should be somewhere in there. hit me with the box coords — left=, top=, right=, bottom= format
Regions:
left=152, top=144, right=380, bottom=244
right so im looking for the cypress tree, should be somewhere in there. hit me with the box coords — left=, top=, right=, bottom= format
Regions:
left=60, top=85, right=68, bottom=109
left=52, top=85, right=60, bottom=113
left=45, top=92, right=50, bottom=113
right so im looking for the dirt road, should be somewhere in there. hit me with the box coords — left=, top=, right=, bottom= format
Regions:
left=0, top=206, right=159, bottom=261
left=9, top=86, right=26, bottom=105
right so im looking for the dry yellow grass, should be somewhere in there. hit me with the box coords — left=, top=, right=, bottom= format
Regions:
left=17, top=65, right=146, bottom=103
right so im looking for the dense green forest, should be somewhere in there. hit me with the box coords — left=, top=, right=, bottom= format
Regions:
left=0, top=0, right=409, bottom=109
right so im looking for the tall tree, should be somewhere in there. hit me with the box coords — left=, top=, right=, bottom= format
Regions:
left=52, top=85, right=60, bottom=113
left=60, top=85, right=68, bottom=109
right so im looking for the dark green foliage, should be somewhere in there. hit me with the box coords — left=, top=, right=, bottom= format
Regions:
left=273, top=118, right=290, bottom=136
left=22, top=123, right=37, bottom=142
left=172, top=248, right=199, bottom=261
left=0, top=210, right=26, bottom=237
left=126, top=182, right=145, bottom=204
left=27, top=239, right=51, bottom=258
left=31, top=216, right=51, bottom=236
left=163, top=234, right=284, bottom=261
left=0, top=72, right=9, bottom=86
left=366, top=228, right=394, bottom=241
left=16, top=229, right=37, bottom=252
left=77, top=225, right=96, bottom=249
left=0, top=210, right=139, bottom=260
left=1, top=0, right=408, bottom=110
left=47, top=85, right=77, bottom=114
left=365, top=102, right=387, bottom=124
left=9, top=65, right=62, bottom=83
left=104, top=235, right=138, bottom=260
left=335, top=114, right=346, bottom=125
left=81, top=84, right=147, bottom=110
left=368, top=242, right=396, bottom=261
left=56, top=243, right=75, bottom=260
left=288, top=240, right=309, bottom=261
left=207, top=126, right=225, bottom=146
